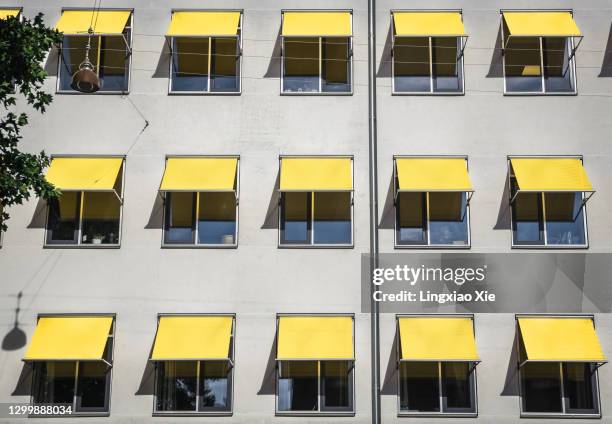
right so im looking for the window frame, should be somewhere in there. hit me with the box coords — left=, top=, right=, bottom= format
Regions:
left=161, top=155, right=240, bottom=249
left=391, top=9, right=466, bottom=96
left=55, top=8, right=133, bottom=95
left=500, top=9, right=578, bottom=96
left=280, top=9, right=354, bottom=96
left=152, top=313, right=235, bottom=417
left=516, top=315, right=602, bottom=418
left=167, top=9, right=243, bottom=95
left=277, top=156, right=354, bottom=249
left=507, top=156, right=589, bottom=249
left=29, top=313, right=115, bottom=418
left=43, top=155, right=126, bottom=249
left=393, top=156, right=472, bottom=249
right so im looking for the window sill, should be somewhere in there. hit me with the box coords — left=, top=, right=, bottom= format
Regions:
left=28, top=412, right=110, bottom=418
left=280, top=91, right=353, bottom=96
left=511, top=244, right=589, bottom=250
left=43, top=244, right=121, bottom=249
left=55, top=90, right=129, bottom=95
left=391, top=91, right=465, bottom=96
left=168, top=91, right=242, bottom=96
left=395, top=244, right=471, bottom=250
left=161, top=244, right=238, bottom=249
left=398, top=412, right=477, bottom=418
left=276, top=411, right=355, bottom=417
left=278, top=244, right=354, bottom=249
left=520, top=413, right=601, bottom=419
left=503, top=91, right=578, bottom=97
left=153, top=412, right=232, bottom=417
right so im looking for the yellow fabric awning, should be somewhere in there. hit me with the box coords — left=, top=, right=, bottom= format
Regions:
left=0, top=8, right=20, bottom=19
left=56, top=10, right=131, bottom=35
left=24, top=316, right=113, bottom=361
left=511, top=158, right=593, bottom=192
left=503, top=12, right=581, bottom=37
left=166, top=11, right=241, bottom=37
left=518, top=317, right=606, bottom=362
left=280, top=157, right=353, bottom=191
left=398, top=316, right=480, bottom=361
left=282, top=11, right=352, bottom=37
left=277, top=316, right=354, bottom=360
left=396, top=158, right=472, bottom=192
left=159, top=157, right=238, bottom=192
left=393, top=12, right=466, bottom=37
left=45, top=157, right=123, bottom=191
left=151, top=316, right=233, bottom=361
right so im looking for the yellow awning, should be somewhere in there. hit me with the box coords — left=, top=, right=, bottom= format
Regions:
left=282, top=11, right=352, bottom=37
left=166, top=11, right=241, bottom=37
left=0, top=8, right=20, bottom=19
left=518, top=317, right=606, bottom=362
left=396, top=158, right=472, bottom=192
left=159, top=157, right=238, bottom=192
left=398, top=316, right=480, bottom=361
left=280, top=157, right=353, bottom=191
left=151, top=316, right=233, bottom=361
left=45, top=157, right=123, bottom=191
left=511, top=158, right=593, bottom=192
left=393, top=12, right=466, bottom=37
left=56, top=10, right=131, bottom=35
left=277, top=316, right=354, bottom=360
left=503, top=12, right=581, bottom=37
left=24, top=316, right=113, bottom=361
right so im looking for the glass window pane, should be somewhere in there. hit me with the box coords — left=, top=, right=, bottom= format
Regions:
left=432, top=37, right=462, bottom=92
left=521, top=362, right=562, bottom=413
left=441, top=362, right=475, bottom=412
left=543, top=37, right=574, bottom=92
left=545, top=192, right=586, bottom=246
left=394, top=37, right=430, bottom=92
left=399, top=362, right=440, bottom=412
left=396, top=192, right=427, bottom=245
left=46, top=192, right=80, bottom=245
left=563, top=363, right=598, bottom=414
left=172, top=37, right=209, bottom=92
left=76, top=361, right=109, bottom=412
left=321, top=361, right=352, bottom=411
left=99, top=35, right=129, bottom=91
left=511, top=177, right=544, bottom=245
left=211, top=37, right=240, bottom=92
left=313, top=192, right=351, bottom=244
left=164, top=192, right=195, bottom=244
left=504, top=35, right=543, bottom=92
left=198, top=192, right=236, bottom=245
left=283, top=37, right=319, bottom=92
left=429, top=192, right=469, bottom=245
left=280, top=192, right=311, bottom=244
left=278, top=361, right=318, bottom=412
left=33, top=361, right=76, bottom=406
left=59, top=36, right=98, bottom=91
left=322, top=37, right=350, bottom=92
left=199, top=361, right=231, bottom=411
left=155, top=361, right=197, bottom=412
left=81, top=192, right=121, bottom=245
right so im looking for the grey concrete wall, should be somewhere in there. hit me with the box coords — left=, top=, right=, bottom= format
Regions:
left=0, top=0, right=611, bottom=423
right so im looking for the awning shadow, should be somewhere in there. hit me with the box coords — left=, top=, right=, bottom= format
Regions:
left=493, top=172, right=511, bottom=230
left=381, top=330, right=398, bottom=395
left=500, top=329, right=520, bottom=396
left=145, top=193, right=164, bottom=230
left=257, top=333, right=277, bottom=395
left=378, top=174, right=395, bottom=230
left=27, top=199, right=47, bottom=229
left=12, top=362, right=33, bottom=396
left=44, top=46, right=60, bottom=77
left=376, top=24, right=393, bottom=78
left=135, top=335, right=156, bottom=395
left=599, top=23, right=612, bottom=77
left=264, top=28, right=282, bottom=78
left=152, top=39, right=171, bottom=79
left=261, top=172, right=280, bottom=230
left=486, top=25, right=504, bottom=78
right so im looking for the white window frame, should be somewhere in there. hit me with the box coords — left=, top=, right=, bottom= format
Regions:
left=43, top=155, right=125, bottom=249
left=516, top=315, right=603, bottom=418
left=277, top=155, right=354, bottom=248
left=56, top=9, right=133, bottom=95
left=393, top=156, right=472, bottom=249
left=280, top=9, right=353, bottom=96
left=167, top=9, right=243, bottom=95
left=391, top=10, right=466, bottom=96
left=161, top=155, right=240, bottom=249
left=507, top=156, right=589, bottom=249
left=152, top=313, right=235, bottom=417
left=500, top=9, right=579, bottom=96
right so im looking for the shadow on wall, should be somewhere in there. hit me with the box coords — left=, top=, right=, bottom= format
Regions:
left=135, top=337, right=156, bottom=395
left=153, top=39, right=171, bottom=79
left=487, top=26, right=504, bottom=78
left=27, top=199, right=47, bottom=229
left=2, top=292, right=26, bottom=351
left=500, top=329, right=520, bottom=397
left=44, top=47, right=60, bottom=77
left=264, top=29, right=282, bottom=79
left=376, top=24, right=393, bottom=78
left=600, top=24, right=612, bottom=77
left=493, top=172, right=511, bottom=230
left=261, top=172, right=280, bottom=230
left=12, top=363, right=34, bottom=396
left=381, top=330, right=398, bottom=395
left=379, top=173, right=395, bottom=230
left=257, top=333, right=277, bottom=395
left=145, top=193, right=164, bottom=230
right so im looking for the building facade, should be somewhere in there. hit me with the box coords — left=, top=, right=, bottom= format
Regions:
left=0, top=0, right=611, bottom=423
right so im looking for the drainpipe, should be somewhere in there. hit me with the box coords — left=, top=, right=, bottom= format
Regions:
left=366, top=0, right=381, bottom=421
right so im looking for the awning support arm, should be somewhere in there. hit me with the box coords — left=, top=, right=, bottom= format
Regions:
left=102, top=359, right=113, bottom=368
left=518, top=359, right=528, bottom=368
left=510, top=190, right=521, bottom=205
left=457, top=36, right=468, bottom=60
left=575, top=191, right=595, bottom=220
left=113, top=190, right=124, bottom=205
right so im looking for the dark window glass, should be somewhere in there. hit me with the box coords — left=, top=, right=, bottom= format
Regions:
left=321, top=361, right=352, bottom=411
left=81, top=192, right=121, bottom=245
left=432, top=37, right=462, bottom=92
left=210, top=37, right=240, bottom=92
left=545, top=192, right=586, bottom=245
left=521, top=362, right=563, bottom=413
left=429, top=192, right=469, bottom=245
left=399, top=361, right=440, bottom=412
left=313, top=192, right=352, bottom=244
left=283, top=37, right=319, bottom=92
left=33, top=361, right=76, bottom=406
left=543, top=37, right=574, bottom=92
left=563, top=363, right=598, bottom=414
left=76, top=361, right=109, bottom=411
left=164, top=192, right=196, bottom=244
left=280, top=192, right=311, bottom=244
left=322, top=37, right=350, bottom=92
left=394, top=37, right=430, bottom=92
left=156, top=361, right=198, bottom=411
left=171, top=37, right=209, bottom=92
left=278, top=361, right=318, bottom=411
left=396, top=192, right=427, bottom=245
left=199, top=361, right=231, bottom=411
left=46, top=192, right=81, bottom=244
left=511, top=178, right=544, bottom=245
left=442, top=362, right=474, bottom=412
left=198, top=192, right=236, bottom=245
left=504, top=34, right=543, bottom=93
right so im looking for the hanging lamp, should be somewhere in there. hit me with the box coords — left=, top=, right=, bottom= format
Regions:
left=71, top=27, right=101, bottom=93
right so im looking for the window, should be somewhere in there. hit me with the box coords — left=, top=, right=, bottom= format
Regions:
left=280, top=192, right=352, bottom=246
left=277, top=361, right=354, bottom=414
left=58, top=13, right=132, bottom=93
left=32, top=322, right=114, bottom=415
left=395, top=192, right=469, bottom=247
left=399, top=361, right=476, bottom=415
left=393, top=36, right=464, bottom=94
left=45, top=164, right=124, bottom=247
left=155, top=361, right=232, bottom=414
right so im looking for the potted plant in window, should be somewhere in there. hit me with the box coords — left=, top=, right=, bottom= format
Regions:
left=92, top=233, right=105, bottom=245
